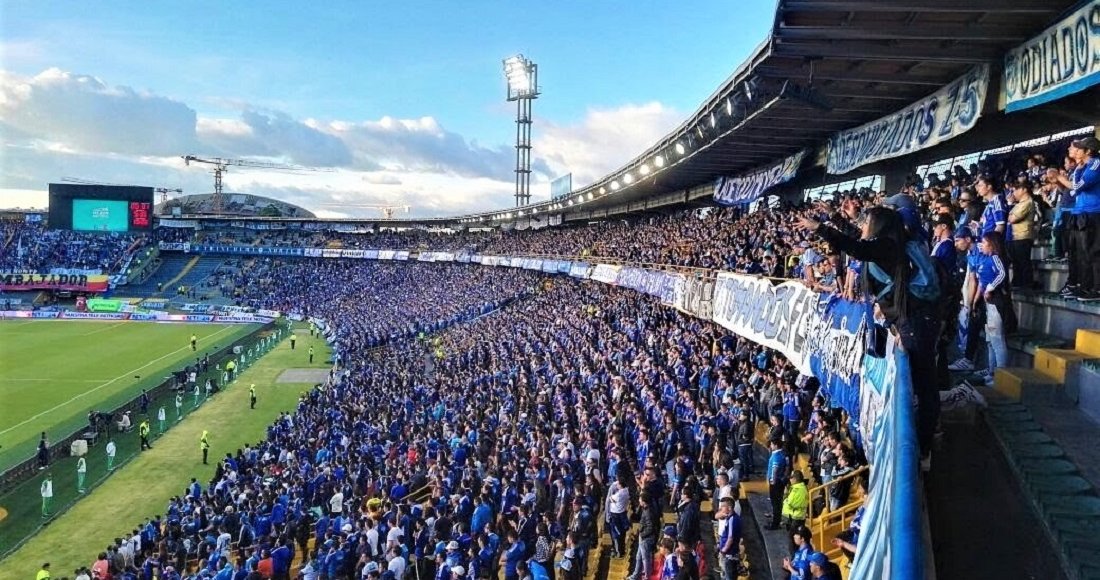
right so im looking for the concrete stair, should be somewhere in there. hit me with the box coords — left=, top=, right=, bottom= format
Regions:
left=994, top=330, right=1100, bottom=406
left=985, top=398, right=1100, bottom=580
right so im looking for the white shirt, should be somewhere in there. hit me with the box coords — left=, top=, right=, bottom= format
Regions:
left=106, top=441, right=117, bottom=457
left=41, top=479, right=53, bottom=498
left=386, top=556, right=406, bottom=580
left=605, top=483, right=630, bottom=514
left=329, top=492, right=344, bottom=513
left=366, top=528, right=380, bottom=556
left=158, top=408, right=166, bottom=421
left=386, top=526, right=403, bottom=549
left=77, top=457, right=87, bottom=473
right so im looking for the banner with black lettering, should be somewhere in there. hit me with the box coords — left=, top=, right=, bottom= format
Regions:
left=805, top=295, right=868, bottom=424
left=1003, top=1, right=1100, bottom=112
left=675, top=274, right=715, bottom=320
left=827, top=64, right=989, bottom=174
left=569, top=262, right=591, bottom=279
left=711, top=272, right=817, bottom=374
left=615, top=267, right=685, bottom=306
left=1, top=272, right=110, bottom=292
left=713, top=150, right=806, bottom=205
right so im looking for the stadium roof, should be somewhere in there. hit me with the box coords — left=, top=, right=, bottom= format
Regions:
left=456, top=0, right=1078, bottom=224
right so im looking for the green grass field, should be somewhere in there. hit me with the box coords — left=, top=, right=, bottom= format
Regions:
left=0, top=321, right=258, bottom=474
left=0, top=322, right=330, bottom=578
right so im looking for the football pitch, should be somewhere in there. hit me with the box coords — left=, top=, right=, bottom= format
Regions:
left=0, top=320, right=258, bottom=473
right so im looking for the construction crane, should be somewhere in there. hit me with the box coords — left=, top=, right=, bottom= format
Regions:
left=181, top=155, right=328, bottom=213
left=318, top=203, right=411, bottom=219
left=61, top=177, right=183, bottom=204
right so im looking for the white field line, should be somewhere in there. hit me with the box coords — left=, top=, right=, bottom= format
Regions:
left=0, top=325, right=237, bottom=437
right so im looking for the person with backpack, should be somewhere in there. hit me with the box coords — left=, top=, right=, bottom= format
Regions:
left=797, top=204, right=942, bottom=461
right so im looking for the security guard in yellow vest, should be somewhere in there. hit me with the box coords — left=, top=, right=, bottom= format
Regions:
left=139, top=419, right=152, bottom=450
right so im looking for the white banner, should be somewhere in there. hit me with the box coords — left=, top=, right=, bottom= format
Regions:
left=1003, top=1, right=1100, bottom=112
left=710, top=272, right=818, bottom=374
left=713, top=151, right=805, bottom=205
left=590, top=264, right=621, bottom=284
left=378, top=250, right=396, bottom=260
left=826, top=64, right=990, bottom=174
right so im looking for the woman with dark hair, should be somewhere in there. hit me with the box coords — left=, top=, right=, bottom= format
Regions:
left=973, top=231, right=1014, bottom=384
left=796, top=206, right=940, bottom=459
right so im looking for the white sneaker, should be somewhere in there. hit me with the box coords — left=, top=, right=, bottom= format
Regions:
left=948, top=358, right=974, bottom=371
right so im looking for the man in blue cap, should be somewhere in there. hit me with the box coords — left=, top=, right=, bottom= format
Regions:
left=807, top=551, right=841, bottom=579
left=949, top=228, right=983, bottom=373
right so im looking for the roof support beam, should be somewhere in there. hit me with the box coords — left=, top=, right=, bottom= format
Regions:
left=772, top=41, right=1001, bottom=63
left=755, top=66, right=947, bottom=87
left=776, top=24, right=1028, bottom=43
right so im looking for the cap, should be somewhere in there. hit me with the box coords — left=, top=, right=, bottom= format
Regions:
left=882, top=193, right=916, bottom=211
left=341, top=523, right=353, bottom=533
left=446, top=540, right=459, bottom=551
left=1071, top=136, right=1100, bottom=153
left=364, top=562, right=380, bottom=573
left=450, top=566, right=465, bottom=576
left=809, top=552, right=829, bottom=566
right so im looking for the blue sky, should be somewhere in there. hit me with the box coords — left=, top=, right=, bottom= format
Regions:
left=0, top=1, right=777, bottom=216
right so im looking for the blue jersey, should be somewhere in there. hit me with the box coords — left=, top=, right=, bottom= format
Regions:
left=1071, top=157, right=1100, bottom=214
left=975, top=254, right=1007, bottom=294
left=980, top=194, right=1009, bottom=240
left=931, top=239, right=955, bottom=274
left=767, top=450, right=787, bottom=484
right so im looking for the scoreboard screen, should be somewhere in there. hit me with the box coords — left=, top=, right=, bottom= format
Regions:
left=48, top=184, right=154, bottom=232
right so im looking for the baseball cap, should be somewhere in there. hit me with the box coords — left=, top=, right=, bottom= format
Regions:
left=882, top=193, right=916, bottom=211
left=364, top=562, right=380, bottom=573
left=450, top=566, right=465, bottom=577
left=1071, top=136, right=1100, bottom=153
left=446, top=541, right=459, bottom=551
left=809, top=552, right=829, bottom=566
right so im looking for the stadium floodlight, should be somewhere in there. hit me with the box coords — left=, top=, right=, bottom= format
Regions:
left=654, top=154, right=665, bottom=168
left=640, top=163, right=651, bottom=175
left=623, top=173, right=634, bottom=184
left=709, top=113, right=716, bottom=128
left=696, top=126, right=705, bottom=139
left=599, top=186, right=607, bottom=195
left=611, top=180, right=621, bottom=191
left=675, top=142, right=686, bottom=156
left=725, top=98, right=733, bottom=116
left=503, top=54, right=540, bottom=207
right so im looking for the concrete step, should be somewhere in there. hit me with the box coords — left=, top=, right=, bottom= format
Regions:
left=993, top=367, right=1064, bottom=403
left=1034, top=348, right=1092, bottom=383
left=1077, top=329, right=1100, bottom=358
left=1014, top=293, right=1100, bottom=349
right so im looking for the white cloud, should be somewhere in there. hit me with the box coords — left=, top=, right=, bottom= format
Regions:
left=0, top=68, right=683, bottom=216
left=533, top=102, right=682, bottom=189
left=0, top=68, right=201, bottom=155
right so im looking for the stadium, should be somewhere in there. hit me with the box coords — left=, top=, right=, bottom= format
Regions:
left=2, top=1, right=1100, bottom=580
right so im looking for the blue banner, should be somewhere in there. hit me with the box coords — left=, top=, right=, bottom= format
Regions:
left=806, top=295, right=868, bottom=425
left=556, top=260, right=572, bottom=274
left=713, top=150, right=805, bottom=205
left=851, top=335, right=924, bottom=580
left=615, top=267, right=684, bottom=306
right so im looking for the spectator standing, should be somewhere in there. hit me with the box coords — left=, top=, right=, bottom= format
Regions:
left=1056, top=137, right=1100, bottom=301
left=200, top=430, right=210, bottom=464
left=1007, top=184, right=1037, bottom=289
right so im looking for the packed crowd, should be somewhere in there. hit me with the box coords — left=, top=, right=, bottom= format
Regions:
left=233, top=260, right=540, bottom=354
left=78, top=271, right=860, bottom=580
left=0, top=222, right=148, bottom=274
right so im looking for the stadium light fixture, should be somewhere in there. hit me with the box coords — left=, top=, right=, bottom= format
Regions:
left=654, top=154, right=665, bottom=168
left=696, top=126, right=704, bottom=139
left=623, top=173, right=634, bottom=184
left=503, top=54, right=539, bottom=207
left=599, top=186, right=607, bottom=195
left=725, top=98, right=732, bottom=116
left=610, top=180, right=621, bottom=191
left=675, top=142, right=685, bottom=156
left=640, top=163, right=651, bottom=175
left=709, top=112, right=716, bottom=128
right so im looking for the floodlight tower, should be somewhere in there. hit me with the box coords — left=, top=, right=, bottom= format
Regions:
left=503, top=54, right=539, bottom=207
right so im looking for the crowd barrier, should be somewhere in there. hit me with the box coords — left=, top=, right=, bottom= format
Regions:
left=157, top=241, right=926, bottom=578
left=0, top=310, right=275, bottom=324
